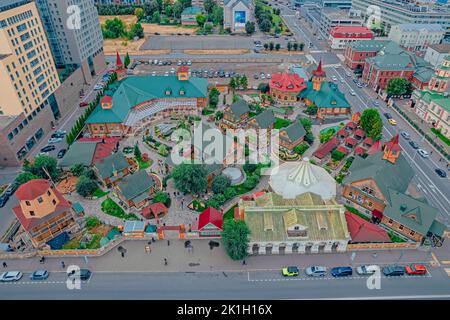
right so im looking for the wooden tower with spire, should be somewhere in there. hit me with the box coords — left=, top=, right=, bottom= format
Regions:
left=312, top=60, right=326, bottom=91
left=383, top=134, right=401, bottom=164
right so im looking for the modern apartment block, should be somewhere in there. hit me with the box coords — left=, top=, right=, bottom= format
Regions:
left=0, top=0, right=62, bottom=166
left=388, top=24, right=445, bottom=53
left=35, top=0, right=106, bottom=83
left=351, top=0, right=450, bottom=39
left=305, top=7, right=363, bottom=39
left=291, top=0, right=352, bottom=10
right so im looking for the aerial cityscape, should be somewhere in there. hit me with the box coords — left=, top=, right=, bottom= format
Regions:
left=0, top=0, right=449, bottom=302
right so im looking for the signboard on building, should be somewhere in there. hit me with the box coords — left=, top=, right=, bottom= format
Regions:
left=234, top=11, right=246, bottom=28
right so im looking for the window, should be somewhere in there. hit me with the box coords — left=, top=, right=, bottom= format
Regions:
left=388, top=219, right=393, bottom=224
left=25, top=201, right=31, bottom=206
left=47, top=190, right=51, bottom=196
left=399, top=225, right=404, bottom=230
left=37, top=197, right=43, bottom=203
left=52, top=199, right=56, bottom=205
left=29, top=211, right=35, bottom=216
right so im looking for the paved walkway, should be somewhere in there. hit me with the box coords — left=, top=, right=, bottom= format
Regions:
left=1, top=238, right=446, bottom=273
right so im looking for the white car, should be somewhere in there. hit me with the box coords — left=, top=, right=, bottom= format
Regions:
left=331, top=76, right=337, bottom=81
left=305, top=266, right=327, bottom=277
left=356, top=265, right=378, bottom=275
left=187, top=60, right=192, bottom=66
left=0, top=271, right=23, bottom=282
left=48, top=137, right=62, bottom=144
left=346, top=72, right=352, bottom=77
left=349, top=89, right=356, bottom=96
left=417, top=149, right=429, bottom=158
left=55, top=130, right=66, bottom=136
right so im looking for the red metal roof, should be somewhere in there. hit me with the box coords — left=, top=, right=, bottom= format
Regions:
left=116, top=52, right=123, bottom=68
left=363, top=137, right=374, bottom=146
left=354, top=128, right=366, bottom=137
left=337, top=128, right=349, bottom=137
left=141, top=202, right=168, bottom=219
left=178, top=66, right=189, bottom=73
left=313, top=136, right=340, bottom=159
left=329, top=26, right=374, bottom=39
left=270, top=72, right=307, bottom=92
left=197, top=207, right=223, bottom=231
left=345, top=211, right=391, bottom=243
left=13, top=185, right=71, bottom=231
left=78, top=137, right=121, bottom=165
left=101, top=95, right=113, bottom=103
left=15, top=179, right=51, bottom=201
left=312, top=60, right=326, bottom=77
left=336, top=145, right=349, bottom=155
left=345, top=121, right=357, bottom=129
left=345, top=137, right=358, bottom=146
left=354, top=146, right=367, bottom=156
left=367, top=140, right=382, bottom=155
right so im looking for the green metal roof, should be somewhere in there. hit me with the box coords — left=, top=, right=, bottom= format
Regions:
left=229, top=99, right=250, bottom=120
left=344, top=152, right=415, bottom=200
left=116, top=170, right=155, bottom=202
left=429, top=220, right=446, bottom=238
left=299, top=81, right=351, bottom=109
left=72, top=202, right=84, bottom=214
left=86, top=75, right=208, bottom=124
left=413, top=67, right=434, bottom=83
left=348, top=40, right=392, bottom=52
left=281, top=121, right=306, bottom=142
left=383, top=189, right=439, bottom=236
left=58, top=141, right=97, bottom=167
left=419, top=91, right=450, bottom=112
left=254, top=110, right=276, bottom=129
left=95, top=151, right=130, bottom=180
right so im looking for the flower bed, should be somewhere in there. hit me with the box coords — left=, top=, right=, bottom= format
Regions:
left=101, top=198, right=139, bottom=220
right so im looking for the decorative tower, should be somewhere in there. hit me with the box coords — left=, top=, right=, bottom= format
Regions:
left=312, top=60, right=326, bottom=91
left=178, top=66, right=189, bottom=81
left=100, top=96, right=113, bottom=109
left=383, top=134, right=401, bottom=164
left=116, top=51, right=124, bottom=70
left=427, top=55, right=450, bottom=94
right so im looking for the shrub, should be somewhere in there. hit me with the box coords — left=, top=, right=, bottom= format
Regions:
left=331, top=150, right=345, bottom=162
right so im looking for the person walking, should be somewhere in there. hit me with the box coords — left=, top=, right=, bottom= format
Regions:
left=2, top=262, right=7, bottom=268
left=61, top=261, right=65, bottom=269
left=164, top=258, right=168, bottom=266
left=167, top=240, right=170, bottom=246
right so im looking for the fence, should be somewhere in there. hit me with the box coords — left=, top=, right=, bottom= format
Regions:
left=347, top=242, right=419, bottom=251
left=391, top=102, right=450, bottom=161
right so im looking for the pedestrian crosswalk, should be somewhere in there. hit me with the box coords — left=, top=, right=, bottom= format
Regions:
left=445, top=269, right=450, bottom=277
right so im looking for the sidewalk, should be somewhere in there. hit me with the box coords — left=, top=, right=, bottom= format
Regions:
left=1, top=238, right=446, bottom=274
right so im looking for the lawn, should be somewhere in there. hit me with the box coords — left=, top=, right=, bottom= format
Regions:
left=431, top=128, right=450, bottom=146
left=93, top=188, right=109, bottom=198
left=101, top=198, right=139, bottom=220
left=388, top=231, right=406, bottom=243
left=138, top=158, right=153, bottom=170
left=189, top=199, right=207, bottom=212
left=223, top=204, right=238, bottom=221
left=344, top=205, right=370, bottom=222
left=274, top=118, right=292, bottom=129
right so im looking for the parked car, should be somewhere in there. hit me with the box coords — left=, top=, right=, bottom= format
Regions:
left=353, top=79, right=358, bottom=84
left=5, top=184, right=17, bottom=196
left=0, top=195, right=8, bottom=208
left=187, top=60, right=192, bottom=66
left=331, top=76, right=337, bottom=81
left=67, top=269, right=91, bottom=281
left=435, top=168, right=447, bottom=178
left=409, top=140, right=419, bottom=149
left=384, top=113, right=392, bottom=119
left=305, top=266, right=327, bottom=277
left=349, top=89, right=356, bottom=96
left=30, top=270, right=49, bottom=280
left=356, top=265, right=378, bottom=275
left=346, top=72, right=352, bottom=77
left=57, top=149, right=67, bottom=159
left=388, top=118, right=397, bottom=126
left=405, top=264, right=427, bottom=275
left=79, top=101, right=88, bottom=107
left=40, top=145, right=56, bottom=153
left=0, top=271, right=23, bottom=282
left=55, top=130, right=66, bottom=136
left=382, top=265, right=405, bottom=277
left=282, top=266, right=300, bottom=277
left=266, top=73, right=271, bottom=79
left=417, top=149, right=429, bottom=158
left=48, top=137, right=62, bottom=144
left=401, top=131, right=410, bottom=140
left=331, top=266, right=353, bottom=277
left=373, top=101, right=380, bottom=106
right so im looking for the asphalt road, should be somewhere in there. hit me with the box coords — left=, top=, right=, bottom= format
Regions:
left=1, top=269, right=449, bottom=300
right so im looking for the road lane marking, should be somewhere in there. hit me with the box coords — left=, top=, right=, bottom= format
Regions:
left=445, top=269, right=450, bottom=277
left=431, top=252, right=441, bottom=267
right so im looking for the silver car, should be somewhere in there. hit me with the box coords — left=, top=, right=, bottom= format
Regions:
left=356, top=265, right=378, bottom=275
left=0, top=271, right=23, bottom=282
left=305, top=266, right=327, bottom=277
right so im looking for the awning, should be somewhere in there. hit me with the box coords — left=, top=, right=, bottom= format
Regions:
left=372, top=209, right=383, bottom=219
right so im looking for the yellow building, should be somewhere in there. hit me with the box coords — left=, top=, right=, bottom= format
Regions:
left=0, top=0, right=60, bottom=116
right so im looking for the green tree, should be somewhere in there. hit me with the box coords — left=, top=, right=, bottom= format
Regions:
left=151, top=11, right=161, bottom=23
left=360, top=108, right=383, bottom=141
left=229, top=77, right=237, bottom=92
left=196, top=14, right=207, bottom=27
left=172, top=1, right=183, bottom=18
left=299, top=42, right=305, bottom=51
left=243, top=175, right=259, bottom=190
left=14, top=172, right=39, bottom=186
left=240, top=75, right=248, bottom=90
left=165, top=5, right=173, bottom=17
left=27, top=155, right=59, bottom=180
left=293, top=42, right=298, bottom=51
left=153, top=191, right=171, bottom=207
left=158, top=144, right=169, bottom=156
left=287, top=42, right=292, bottom=51
left=259, top=19, right=272, bottom=32
left=386, top=77, right=412, bottom=96
left=275, top=43, right=280, bottom=51
left=124, top=52, right=131, bottom=68
left=179, top=0, right=192, bottom=9
left=269, top=42, right=274, bottom=51
left=102, top=18, right=126, bottom=39
left=211, top=5, right=223, bottom=25
left=134, top=144, right=142, bottom=160
left=172, top=163, right=208, bottom=194
left=76, top=176, right=98, bottom=198
left=204, top=0, right=216, bottom=14
left=70, top=164, right=86, bottom=177
left=263, top=43, right=269, bottom=50
left=222, top=219, right=250, bottom=261
left=258, top=82, right=270, bottom=93
left=135, top=7, right=145, bottom=20
left=305, top=104, right=318, bottom=116
left=224, top=187, right=237, bottom=200
left=129, top=23, right=144, bottom=39
left=209, top=87, right=220, bottom=108
left=212, top=174, right=231, bottom=194
left=245, top=21, right=255, bottom=35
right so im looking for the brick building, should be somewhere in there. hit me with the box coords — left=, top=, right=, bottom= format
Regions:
left=328, top=26, right=374, bottom=50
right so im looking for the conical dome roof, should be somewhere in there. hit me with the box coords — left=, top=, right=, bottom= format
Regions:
left=269, top=158, right=336, bottom=200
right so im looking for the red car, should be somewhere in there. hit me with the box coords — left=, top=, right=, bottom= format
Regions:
left=79, top=102, right=88, bottom=107
left=405, top=264, right=427, bottom=275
